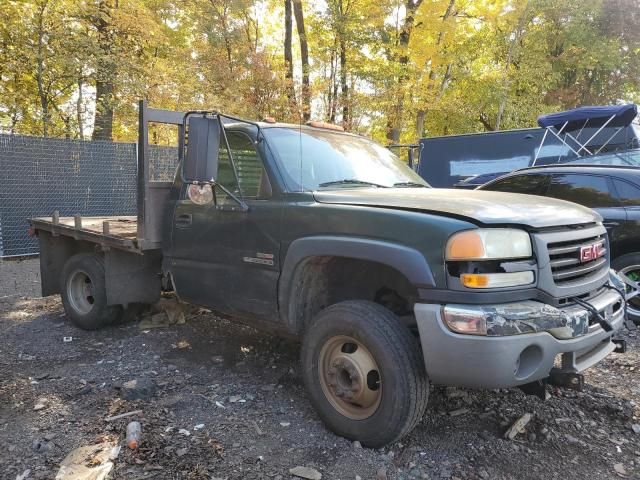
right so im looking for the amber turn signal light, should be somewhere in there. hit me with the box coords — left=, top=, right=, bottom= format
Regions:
left=461, top=272, right=534, bottom=289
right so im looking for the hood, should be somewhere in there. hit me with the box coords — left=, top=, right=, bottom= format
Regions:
left=313, top=188, right=601, bottom=229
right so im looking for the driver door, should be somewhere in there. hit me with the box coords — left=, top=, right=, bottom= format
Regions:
left=168, top=131, right=282, bottom=320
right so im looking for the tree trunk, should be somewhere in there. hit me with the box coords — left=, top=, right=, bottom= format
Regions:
left=415, top=110, right=425, bottom=138
left=93, top=80, right=114, bottom=141
left=340, top=38, right=348, bottom=128
left=495, top=1, right=530, bottom=131
left=292, top=0, right=310, bottom=121
left=414, top=0, right=455, bottom=137
left=327, top=38, right=338, bottom=123
left=63, top=114, right=72, bottom=139
left=479, top=113, right=495, bottom=132
left=210, top=1, right=234, bottom=73
left=331, top=62, right=339, bottom=123
left=415, top=62, right=452, bottom=137
left=387, top=0, right=424, bottom=142
left=92, top=0, right=115, bottom=141
left=327, top=44, right=336, bottom=122
left=77, top=76, right=84, bottom=139
left=9, top=73, right=19, bottom=133
left=284, top=0, right=295, bottom=105
left=35, top=0, right=50, bottom=136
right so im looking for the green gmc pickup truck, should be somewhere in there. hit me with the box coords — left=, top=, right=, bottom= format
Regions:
left=30, top=102, right=628, bottom=447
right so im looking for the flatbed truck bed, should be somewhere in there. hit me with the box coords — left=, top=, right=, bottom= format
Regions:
left=29, top=211, right=161, bottom=307
left=30, top=214, right=141, bottom=253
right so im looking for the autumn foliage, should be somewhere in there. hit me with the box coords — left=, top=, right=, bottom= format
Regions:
left=1, top=0, right=639, bottom=144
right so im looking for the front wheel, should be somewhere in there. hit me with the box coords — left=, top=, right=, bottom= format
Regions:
left=60, top=253, right=123, bottom=330
left=612, top=253, right=640, bottom=324
left=301, top=300, right=428, bottom=448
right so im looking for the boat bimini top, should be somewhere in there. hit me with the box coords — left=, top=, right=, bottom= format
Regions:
left=533, top=104, right=638, bottom=164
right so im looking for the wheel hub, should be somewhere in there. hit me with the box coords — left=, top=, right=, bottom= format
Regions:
left=319, top=336, right=382, bottom=420
left=327, top=357, right=363, bottom=400
left=67, top=270, right=95, bottom=315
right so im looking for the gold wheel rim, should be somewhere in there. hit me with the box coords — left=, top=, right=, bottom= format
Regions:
left=318, top=335, right=382, bottom=420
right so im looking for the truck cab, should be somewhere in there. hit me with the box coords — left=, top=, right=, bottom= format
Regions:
left=30, top=102, right=628, bottom=447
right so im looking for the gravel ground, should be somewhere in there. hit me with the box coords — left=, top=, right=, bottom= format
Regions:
left=1, top=258, right=640, bottom=479
left=0, top=257, right=41, bottom=298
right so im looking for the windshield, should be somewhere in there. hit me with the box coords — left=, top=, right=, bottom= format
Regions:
left=566, top=148, right=640, bottom=167
left=263, top=127, right=429, bottom=190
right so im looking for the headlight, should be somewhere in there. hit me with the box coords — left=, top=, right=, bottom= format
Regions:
left=446, top=229, right=532, bottom=261
left=446, top=229, right=535, bottom=289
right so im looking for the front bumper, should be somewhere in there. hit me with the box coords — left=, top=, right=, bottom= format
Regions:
left=414, top=288, right=625, bottom=388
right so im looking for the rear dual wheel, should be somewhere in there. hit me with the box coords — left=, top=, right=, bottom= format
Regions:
left=60, top=253, right=123, bottom=330
left=301, top=301, right=428, bottom=448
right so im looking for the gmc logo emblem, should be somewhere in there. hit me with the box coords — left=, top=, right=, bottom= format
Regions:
left=580, top=243, right=604, bottom=263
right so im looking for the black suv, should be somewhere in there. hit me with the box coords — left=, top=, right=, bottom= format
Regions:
left=479, top=164, right=640, bottom=322
left=454, top=148, right=640, bottom=189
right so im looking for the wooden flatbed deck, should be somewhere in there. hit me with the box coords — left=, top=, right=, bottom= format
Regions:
left=30, top=215, right=142, bottom=253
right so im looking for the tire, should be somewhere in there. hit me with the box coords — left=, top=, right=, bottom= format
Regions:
left=301, top=300, right=428, bottom=448
left=60, top=253, right=123, bottom=330
left=612, top=253, right=640, bottom=324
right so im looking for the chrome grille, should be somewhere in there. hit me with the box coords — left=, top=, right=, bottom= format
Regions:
left=547, top=234, right=607, bottom=285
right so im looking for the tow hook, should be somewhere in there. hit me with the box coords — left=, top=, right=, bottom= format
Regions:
left=519, top=369, right=586, bottom=400
left=548, top=369, right=584, bottom=392
left=612, top=338, right=627, bottom=353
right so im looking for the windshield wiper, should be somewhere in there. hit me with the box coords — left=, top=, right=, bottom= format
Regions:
left=392, top=181, right=428, bottom=188
left=318, top=179, right=389, bottom=188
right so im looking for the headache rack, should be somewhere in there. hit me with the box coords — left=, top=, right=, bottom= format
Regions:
left=29, top=101, right=187, bottom=253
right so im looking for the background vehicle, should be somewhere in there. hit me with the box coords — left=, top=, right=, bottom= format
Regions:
left=479, top=164, right=640, bottom=322
left=29, top=102, right=627, bottom=447
left=454, top=147, right=640, bottom=189
left=415, top=105, right=639, bottom=189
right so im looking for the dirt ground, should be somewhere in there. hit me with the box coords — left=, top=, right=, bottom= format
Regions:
left=1, top=258, right=640, bottom=480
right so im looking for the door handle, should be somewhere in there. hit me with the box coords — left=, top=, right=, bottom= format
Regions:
left=603, top=221, right=620, bottom=229
left=175, top=214, right=192, bottom=227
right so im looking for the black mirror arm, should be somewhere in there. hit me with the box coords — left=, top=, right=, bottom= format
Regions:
left=213, top=182, right=249, bottom=211
left=219, top=121, right=245, bottom=199
left=180, top=110, right=260, bottom=212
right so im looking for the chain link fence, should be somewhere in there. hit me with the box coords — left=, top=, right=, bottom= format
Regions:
left=0, top=134, right=178, bottom=258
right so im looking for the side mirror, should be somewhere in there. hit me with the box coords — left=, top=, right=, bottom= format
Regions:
left=187, top=184, right=214, bottom=205
left=183, top=114, right=221, bottom=183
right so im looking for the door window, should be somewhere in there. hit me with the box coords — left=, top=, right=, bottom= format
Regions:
left=547, top=174, right=618, bottom=208
left=613, top=179, right=640, bottom=206
left=215, top=132, right=270, bottom=201
left=484, top=173, right=550, bottom=195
